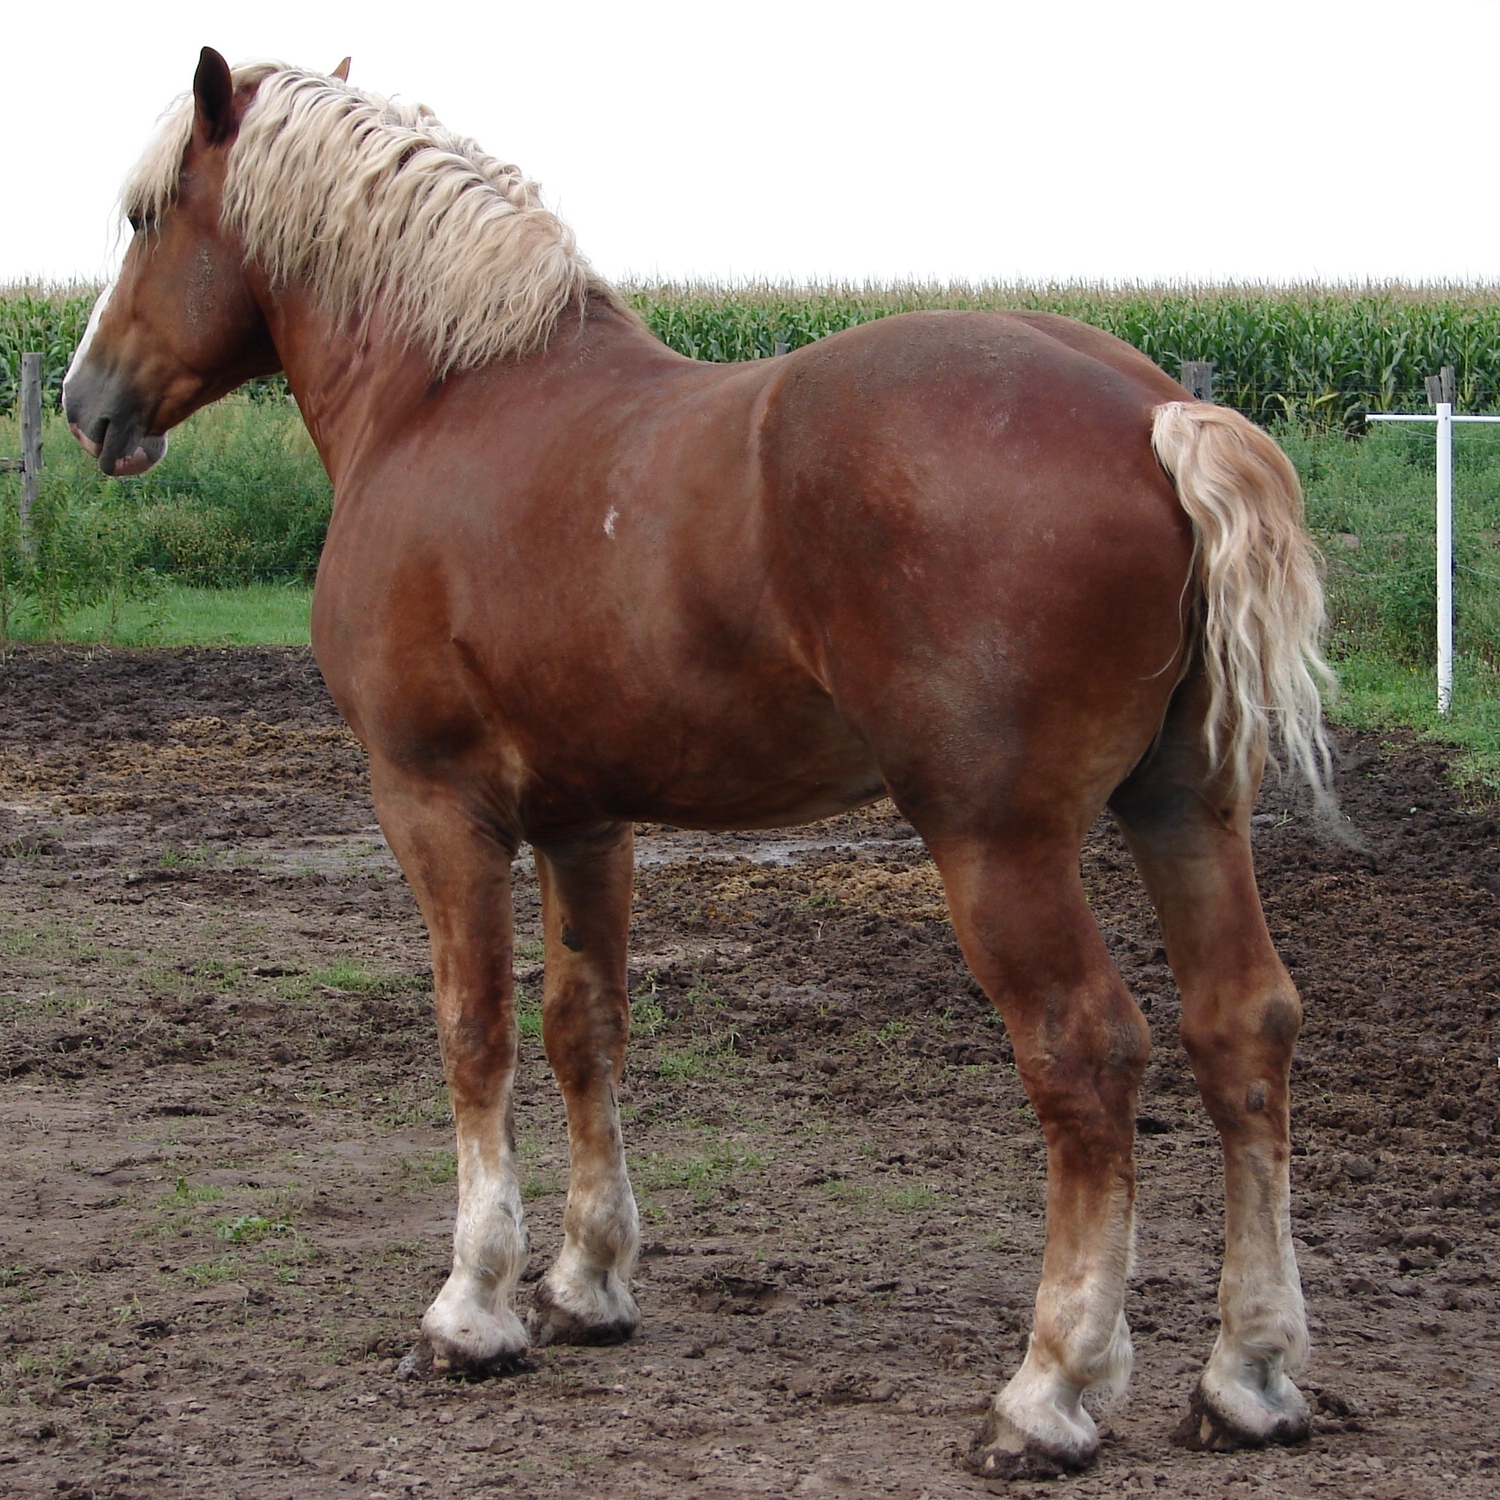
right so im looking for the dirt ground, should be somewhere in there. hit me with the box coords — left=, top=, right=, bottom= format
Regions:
left=0, top=646, right=1496, bottom=1500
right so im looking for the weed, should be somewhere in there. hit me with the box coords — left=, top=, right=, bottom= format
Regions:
left=883, top=1183, right=938, bottom=1212
left=215, top=1213, right=291, bottom=1244
left=162, top=1178, right=224, bottom=1208
left=112, top=1295, right=145, bottom=1326
left=630, top=991, right=668, bottom=1037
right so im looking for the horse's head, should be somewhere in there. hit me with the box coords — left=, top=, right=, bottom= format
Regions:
left=64, top=49, right=290, bottom=476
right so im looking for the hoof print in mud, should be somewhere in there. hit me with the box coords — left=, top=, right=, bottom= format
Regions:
left=1171, top=1388, right=1310, bottom=1453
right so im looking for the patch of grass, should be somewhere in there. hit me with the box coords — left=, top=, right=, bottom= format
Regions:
left=307, top=960, right=386, bottom=994
left=176, top=1256, right=244, bottom=1285
left=1325, top=651, right=1500, bottom=795
left=4, top=582, right=312, bottom=646
left=522, top=1167, right=562, bottom=1201
left=516, top=986, right=543, bottom=1040
left=882, top=1182, right=939, bottom=1212
left=656, top=1030, right=741, bottom=1081
left=162, top=1178, right=225, bottom=1208
left=215, top=1213, right=291, bottom=1244
left=630, top=989, right=669, bottom=1037
left=406, top=1149, right=458, bottom=1186
left=824, top=1180, right=873, bottom=1207
left=375, top=1083, right=452, bottom=1130
left=635, top=1143, right=763, bottom=1199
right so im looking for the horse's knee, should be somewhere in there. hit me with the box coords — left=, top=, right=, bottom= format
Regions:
left=542, top=985, right=629, bottom=1090
left=437, top=1017, right=518, bottom=1111
left=1012, top=987, right=1151, bottom=1151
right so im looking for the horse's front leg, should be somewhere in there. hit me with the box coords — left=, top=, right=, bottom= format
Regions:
left=372, top=766, right=530, bottom=1376
left=529, top=823, right=642, bottom=1345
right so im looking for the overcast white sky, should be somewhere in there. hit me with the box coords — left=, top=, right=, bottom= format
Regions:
left=7, top=0, right=1500, bottom=287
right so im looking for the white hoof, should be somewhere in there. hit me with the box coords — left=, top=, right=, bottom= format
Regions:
left=414, top=1285, right=530, bottom=1375
left=966, top=1362, right=1101, bottom=1478
left=1174, top=1351, right=1310, bottom=1450
left=531, top=1266, right=640, bottom=1346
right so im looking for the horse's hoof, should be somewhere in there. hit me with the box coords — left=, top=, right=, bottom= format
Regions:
left=1171, top=1381, right=1310, bottom=1452
left=396, top=1334, right=530, bottom=1381
left=963, top=1406, right=1095, bottom=1480
left=404, top=1301, right=532, bottom=1380
left=529, top=1276, right=640, bottom=1347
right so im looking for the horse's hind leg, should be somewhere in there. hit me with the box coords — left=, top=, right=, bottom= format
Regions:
left=1110, top=680, right=1311, bottom=1451
left=528, top=824, right=641, bottom=1345
left=369, top=764, right=530, bottom=1376
left=926, top=827, right=1150, bottom=1480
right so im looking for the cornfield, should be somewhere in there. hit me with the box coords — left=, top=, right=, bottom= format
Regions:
left=12, top=281, right=1500, bottom=425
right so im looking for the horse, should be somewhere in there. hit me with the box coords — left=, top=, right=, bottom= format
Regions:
left=63, top=48, right=1332, bottom=1480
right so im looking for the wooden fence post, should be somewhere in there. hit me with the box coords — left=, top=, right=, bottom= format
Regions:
left=19, top=352, right=42, bottom=558
left=1180, top=361, right=1214, bottom=402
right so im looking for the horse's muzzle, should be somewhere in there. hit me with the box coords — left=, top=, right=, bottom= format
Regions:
left=63, top=369, right=169, bottom=477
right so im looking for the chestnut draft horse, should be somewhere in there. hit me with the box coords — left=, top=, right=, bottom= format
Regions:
left=64, top=49, right=1333, bottom=1479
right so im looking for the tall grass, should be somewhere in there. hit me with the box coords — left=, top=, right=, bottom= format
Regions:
left=0, top=402, right=328, bottom=637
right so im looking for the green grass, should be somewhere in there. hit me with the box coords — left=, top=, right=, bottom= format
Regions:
left=0, top=581, right=310, bottom=645
left=1325, top=654, right=1500, bottom=791
left=635, top=1143, right=763, bottom=1198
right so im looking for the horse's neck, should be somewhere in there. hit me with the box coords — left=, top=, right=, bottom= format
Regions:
left=256, top=290, right=425, bottom=485
left=259, top=288, right=666, bottom=488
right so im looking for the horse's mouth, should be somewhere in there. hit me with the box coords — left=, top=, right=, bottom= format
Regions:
left=70, top=419, right=168, bottom=477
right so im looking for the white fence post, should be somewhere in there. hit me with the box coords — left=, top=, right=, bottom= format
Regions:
left=1435, top=398, right=1454, bottom=715
left=1366, top=377, right=1500, bottom=716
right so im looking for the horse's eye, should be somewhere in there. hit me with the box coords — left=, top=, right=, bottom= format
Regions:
left=127, top=211, right=143, bottom=234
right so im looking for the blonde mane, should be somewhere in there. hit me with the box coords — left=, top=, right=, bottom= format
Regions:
left=123, top=62, right=624, bottom=372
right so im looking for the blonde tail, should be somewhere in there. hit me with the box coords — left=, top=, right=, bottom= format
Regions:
left=1151, top=401, right=1334, bottom=814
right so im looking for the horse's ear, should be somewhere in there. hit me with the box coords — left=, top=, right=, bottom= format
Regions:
left=330, top=57, right=351, bottom=82
left=193, top=46, right=236, bottom=146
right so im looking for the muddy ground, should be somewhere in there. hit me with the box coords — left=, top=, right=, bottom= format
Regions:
left=0, top=646, right=1496, bottom=1500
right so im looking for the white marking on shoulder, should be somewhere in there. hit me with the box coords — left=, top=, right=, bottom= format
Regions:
left=63, top=277, right=116, bottom=390
left=603, top=505, right=619, bottom=539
